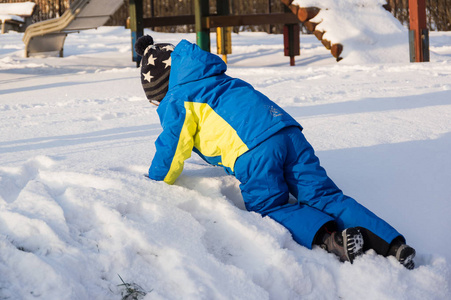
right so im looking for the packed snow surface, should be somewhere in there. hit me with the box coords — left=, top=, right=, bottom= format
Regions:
left=0, top=26, right=450, bottom=299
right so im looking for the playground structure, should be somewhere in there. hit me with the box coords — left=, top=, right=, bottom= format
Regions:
left=129, top=0, right=430, bottom=64
left=0, top=1, right=36, bottom=34
left=20, top=0, right=428, bottom=63
left=22, top=0, right=124, bottom=57
left=280, top=0, right=344, bottom=62
left=128, top=0, right=336, bottom=65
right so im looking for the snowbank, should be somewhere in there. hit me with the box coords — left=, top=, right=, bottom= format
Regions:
left=0, top=26, right=450, bottom=299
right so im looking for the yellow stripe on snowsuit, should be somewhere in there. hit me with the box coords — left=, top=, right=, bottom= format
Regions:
left=163, top=106, right=195, bottom=184
left=163, top=102, right=249, bottom=184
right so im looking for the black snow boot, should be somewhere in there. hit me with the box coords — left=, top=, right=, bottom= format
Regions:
left=320, top=227, right=364, bottom=263
left=389, top=243, right=416, bottom=270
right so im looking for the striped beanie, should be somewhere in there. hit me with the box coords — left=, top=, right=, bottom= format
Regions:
left=135, top=35, right=174, bottom=105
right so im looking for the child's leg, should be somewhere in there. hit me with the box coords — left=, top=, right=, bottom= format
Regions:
left=234, top=130, right=333, bottom=249
left=283, top=127, right=403, bottom=254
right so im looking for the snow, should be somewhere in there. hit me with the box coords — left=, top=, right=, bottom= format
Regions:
left=0, top=22, right=450, bottom=299
left=293, top=0, right=408, bottom=63
left=0, top=2, right=36, bottom=16
left=0, top=14, right=24, bottom=23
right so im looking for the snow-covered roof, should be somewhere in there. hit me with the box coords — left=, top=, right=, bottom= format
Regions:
left=0, top=1, right=36, bottom=16
left=0, top=14, right=25, bottom=23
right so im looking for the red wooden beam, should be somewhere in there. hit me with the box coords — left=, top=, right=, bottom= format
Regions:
left=142, top=13, right=299, bottom=29
left=205, top=13, right=299, bottom=28
left=409, top=0, right=429, bottom=62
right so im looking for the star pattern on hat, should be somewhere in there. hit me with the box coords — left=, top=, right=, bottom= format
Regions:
left=162, top=57, right=171, bottom=68
left=143, top=46, right=150, bottom=57
left=147, top=54, right=156, bottom=66
left=162, top=45, right=174, bottom=51
left=141, top=43, right=174, bottom=86
left=143, top=45, right=158, bottom=56
left=143, top=71, right=154, bottom=82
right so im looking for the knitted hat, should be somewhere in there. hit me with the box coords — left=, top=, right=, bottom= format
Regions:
left=135, top=35, right=174, bottom=105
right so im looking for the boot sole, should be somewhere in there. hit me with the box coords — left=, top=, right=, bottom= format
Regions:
left=343, top=228, right=364, bottom=263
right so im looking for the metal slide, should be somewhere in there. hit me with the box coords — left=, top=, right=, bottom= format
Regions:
left=23, top=0, right=124, bottom=57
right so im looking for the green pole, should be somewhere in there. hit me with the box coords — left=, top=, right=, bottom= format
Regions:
left=195, top=0, right=210, bottom=52
left=129, top=0, right=144, bottom=66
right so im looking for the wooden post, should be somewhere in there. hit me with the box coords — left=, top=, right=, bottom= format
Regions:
left=150, top=0, right=155, bottom=31
left=217, top=27, right=232, bottom=63
left=283, top=5, right=300, bottom=66
left=409, top=0, right=429, bottom=62
left=216, top=0, right=231, bottom=62
left=129, top=0, right=144, bottom=66
left=267, top=0, right=272, bottom=34
left=58, top=0, right=63, bottom=17
left=195, top=0, right=210, bottom=52
left=150, top=0, right=155, bottom=18
left=283, top=24, right=300, bottom=66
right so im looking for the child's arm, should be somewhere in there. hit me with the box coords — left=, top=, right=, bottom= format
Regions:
left=148, top=102, right=196, bottom=184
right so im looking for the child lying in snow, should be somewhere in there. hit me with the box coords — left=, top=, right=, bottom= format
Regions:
left=135, top=35, right=416, bottom=269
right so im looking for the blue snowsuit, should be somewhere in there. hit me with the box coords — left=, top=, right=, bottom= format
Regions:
left=149, top=40, right=402, bottom=249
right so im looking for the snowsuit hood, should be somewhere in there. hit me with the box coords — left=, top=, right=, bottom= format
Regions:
left=169, top=39, right=227, bottom=88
